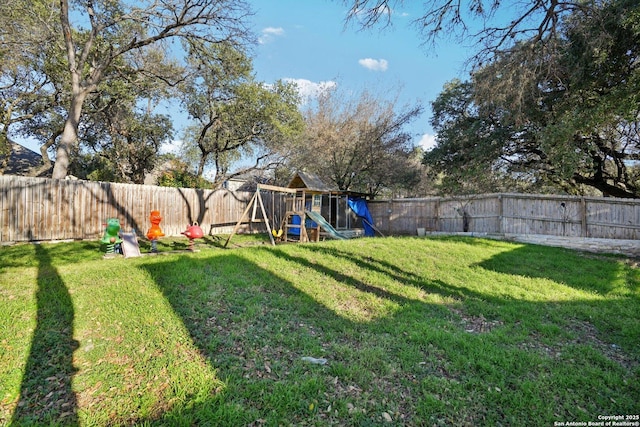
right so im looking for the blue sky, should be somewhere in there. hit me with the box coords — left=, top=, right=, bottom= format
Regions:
left=17, top=1, right=477, bottom=156
left=247, top=0, right=476, bottom=151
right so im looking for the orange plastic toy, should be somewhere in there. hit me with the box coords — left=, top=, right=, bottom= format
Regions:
left=146, top=210, right=165, bottom=241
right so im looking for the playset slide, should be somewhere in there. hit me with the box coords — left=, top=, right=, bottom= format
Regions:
left=119, top=232, right=141, bottom=258
left=305, top=210, right=348, bottom=240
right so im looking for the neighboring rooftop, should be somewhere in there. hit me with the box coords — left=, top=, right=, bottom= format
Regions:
left=0, top=141, right=51, bottom=177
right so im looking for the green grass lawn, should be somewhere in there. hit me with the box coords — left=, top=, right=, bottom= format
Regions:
left=1, top=235, right=638, bottom=426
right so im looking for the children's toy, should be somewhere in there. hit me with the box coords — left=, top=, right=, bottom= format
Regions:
left=146, top=210, right=165, bottom=252
left=181, top=222, right=203, bottom=251
left=101, top=218, right=123, bottom=255
left=120, top=231, right=141, bottom=258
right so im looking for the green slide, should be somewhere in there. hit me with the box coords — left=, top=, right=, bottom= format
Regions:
left=305, top=210, right=348, bottom=240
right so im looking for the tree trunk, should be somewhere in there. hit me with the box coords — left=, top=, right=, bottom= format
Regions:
left=0, top=132, right=10, bottom=174
left=196, top=151, right=209, bottom=178
left=51, top=92, right=87, bottom=179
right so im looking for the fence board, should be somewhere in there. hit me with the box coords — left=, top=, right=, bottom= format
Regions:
left=2, top=176, right=640, bottom=242
left=368, top=193, right=640, bottom=240
left=0, top=176, right=256, bottom=242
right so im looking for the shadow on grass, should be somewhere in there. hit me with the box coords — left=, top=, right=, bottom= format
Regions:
left=299, top=244, right=471, bottom=301
left=134, top=235, right=233, bottom=253
left=139, top=252, right=361, bottom=425
left=0, top=241, right=102, bottom=271
left=11, top=245, right=79, bottom=426
left=427, top=235, right=639, bottom=296
left=136, top=239, right=639, bottom=425
left=476, top=243, right=639, bottom=297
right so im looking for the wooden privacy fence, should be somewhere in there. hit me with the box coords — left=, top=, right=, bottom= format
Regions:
left=368, top=193, right=640, bottom=240
left=0, top=175, right=266, bottom=243
left=2, top=176, right=640, bottom=243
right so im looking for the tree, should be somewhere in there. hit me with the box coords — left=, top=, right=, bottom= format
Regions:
left=423, top=79, right=512, bottom=195
left=156, top=157, right=215, bottom=189
left=179, top=41, right=304, bottom=188
left=66, top=65, right=175, bottom=183
left=341, top=0, right=598, bottom=63
left=4, top=0, right=253, bottom=179
left=535, top=0, right=640, bottom=197
left=340, top=0, right=605, bottom=121
left=425, top=0, right=640, bottom=198
left=0, top=0, right=60, bottom=174
left=0, top=64, right=56, bottom=174
left=73, top=109, right=173, bottom=184
left=424, top=77, right=558, bottom=195
left=290, top=87, right=423, bottom=197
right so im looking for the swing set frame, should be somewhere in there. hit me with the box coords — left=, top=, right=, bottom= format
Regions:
left=224, top=184, right=309, bottom=247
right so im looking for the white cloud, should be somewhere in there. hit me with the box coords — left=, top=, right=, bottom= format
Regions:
left=284, top=78, right=337, bottom=103
left=374, top=4, right=392, bottom=17
left=358, top=58, right=389, bottom=71
left=348, top=4, right=391, bottom=20
left=259, top=26, right=285, bottom=44
left=160, top=139, right=183, bottom=155
left=418, top=133, right=437, bottom=151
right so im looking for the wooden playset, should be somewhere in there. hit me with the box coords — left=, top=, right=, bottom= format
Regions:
left=224, top=172, right=374, bottom=247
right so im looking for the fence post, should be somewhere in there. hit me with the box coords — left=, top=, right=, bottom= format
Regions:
left=498, top=194, right=503, bottom=234
left=581, top=197, right=587, bottom=237
left=386, top=200, right=392, bottom=234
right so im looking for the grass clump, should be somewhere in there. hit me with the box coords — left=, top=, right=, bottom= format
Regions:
left=1, top=235, right=638, bottom=426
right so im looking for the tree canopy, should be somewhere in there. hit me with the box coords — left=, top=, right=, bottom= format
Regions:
left=285, top=86, right=423, bottom=197
left=178, top=41, right=304, bottom=187
left=424, top=0, right=640, bottom=197
left=1, top=0, right=254, bottom=179
left=4, top=0, right=637, bottom=199
left=0, top=0, right=314, bottom=188
left=341, top=0, right=601, bottom=65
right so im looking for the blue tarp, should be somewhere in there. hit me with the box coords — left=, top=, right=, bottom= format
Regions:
left=348, top=197, right=375, bottom=237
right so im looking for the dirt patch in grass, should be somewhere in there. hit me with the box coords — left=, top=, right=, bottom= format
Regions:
left=520, top=319, right=638, bottom=370
left=566, top=319, right=638, bottom=370
left=450, top=307, right=504, bottom=334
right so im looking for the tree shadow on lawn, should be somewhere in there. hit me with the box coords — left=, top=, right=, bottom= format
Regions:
left=475, top=242, right=640, bottom=357
left=138, top=242, right=639, bottom=425
left=299, top=244, right=468, bottom=301
left=280, top=242, right=640, bottom=346
left=11, top=244, right=79, bottom=426
left=476, top=242, right=640, bottom=297
left=0, top=241, right=102, bottom=272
